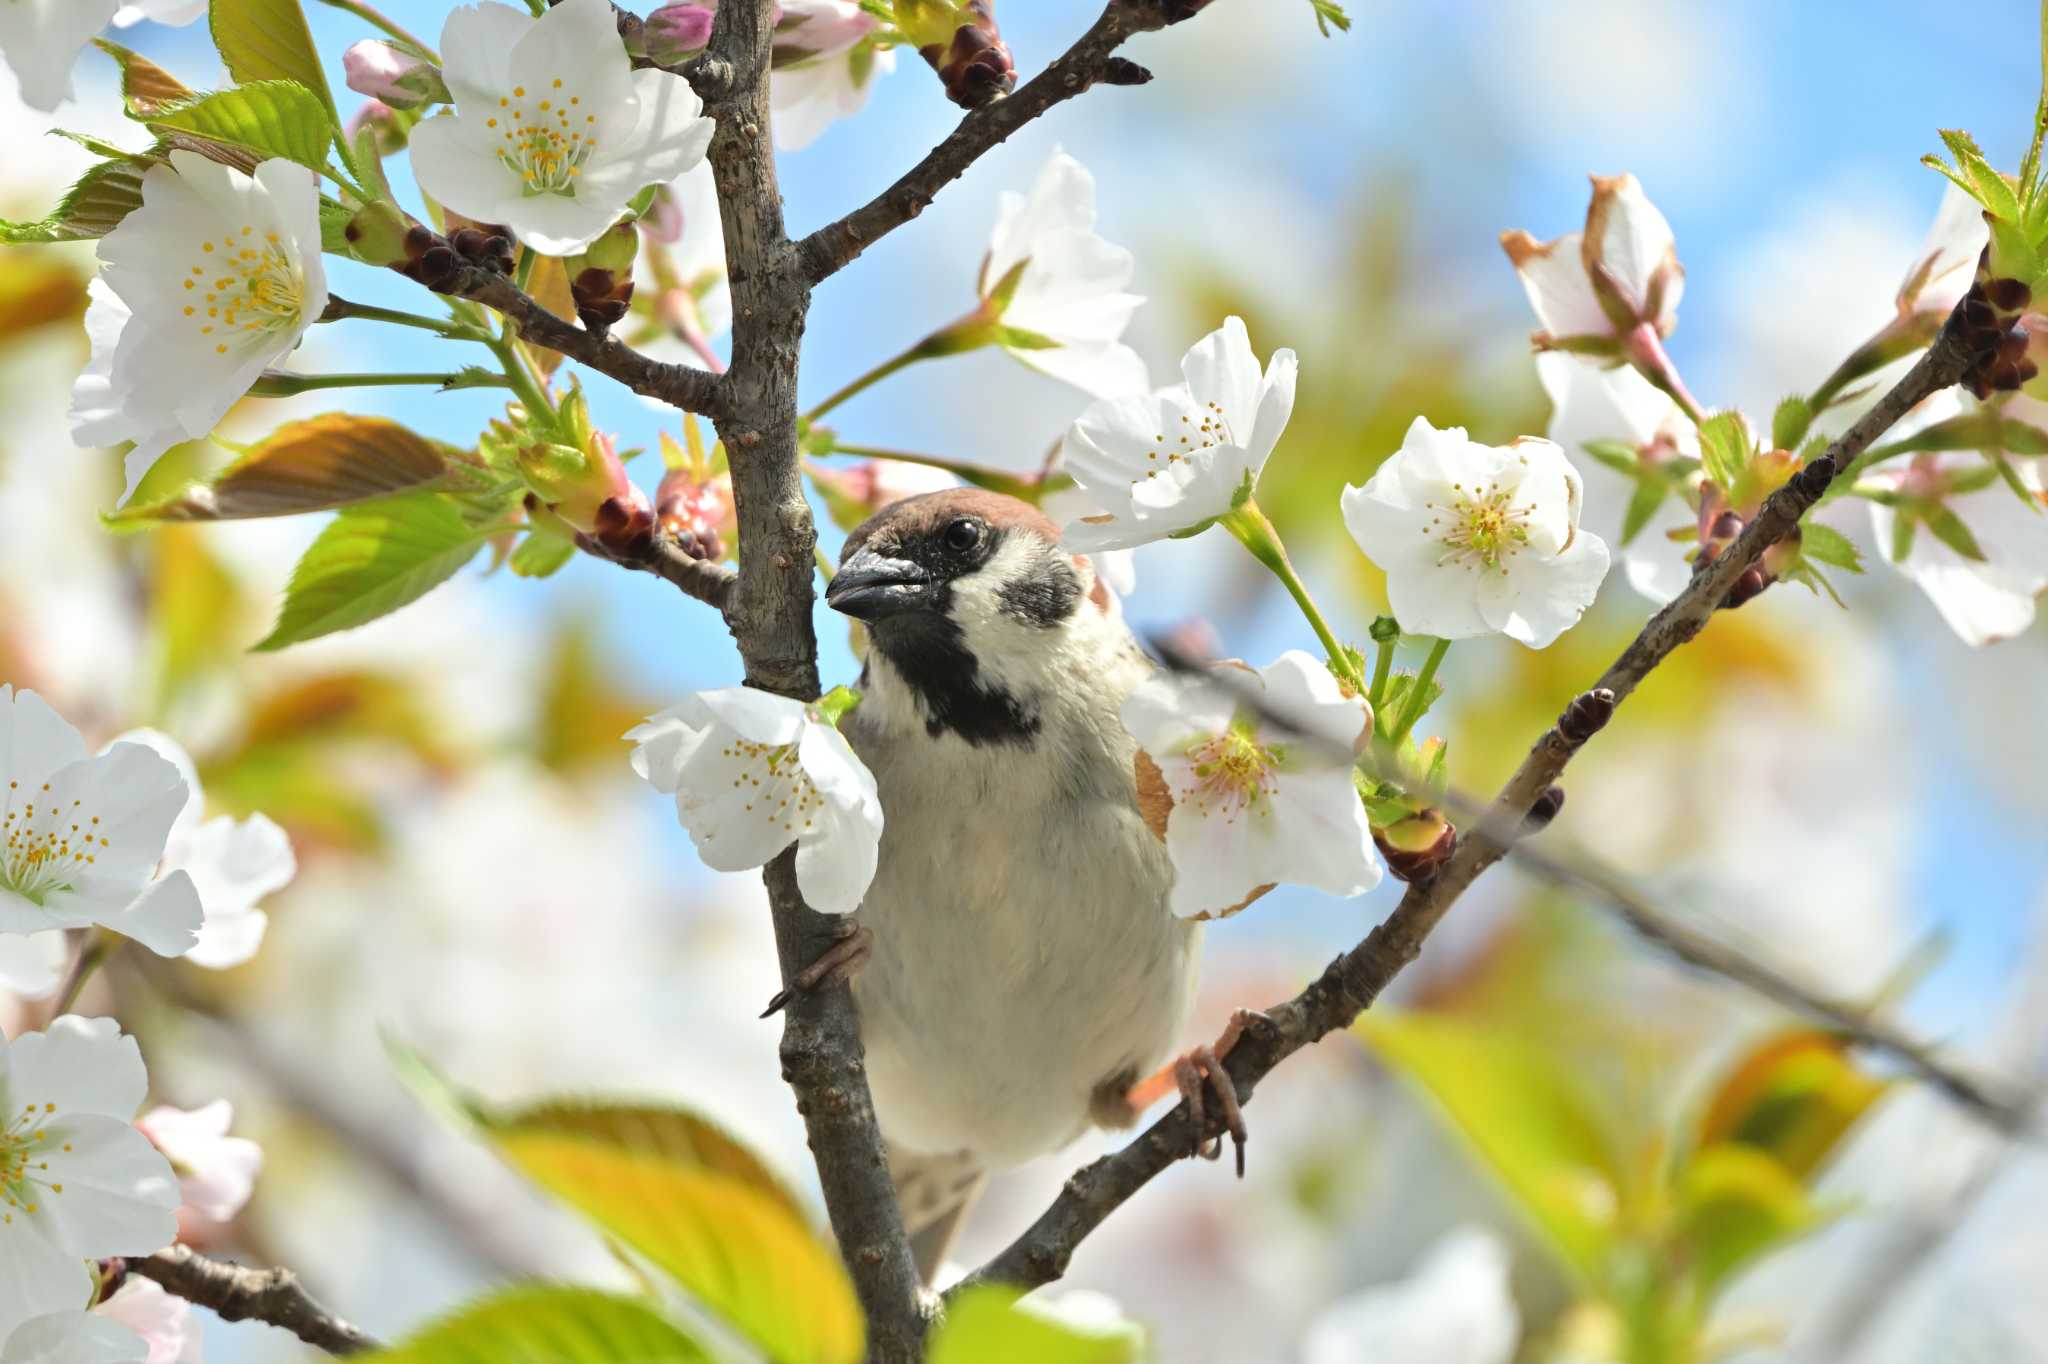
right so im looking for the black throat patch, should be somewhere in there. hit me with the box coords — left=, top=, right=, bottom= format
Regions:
left=867, top=601, right=1039, bottom=747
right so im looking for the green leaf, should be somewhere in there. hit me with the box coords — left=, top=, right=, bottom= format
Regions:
left=509, top=529, right=576, bottom=578
left=0, top=151, right=151, bottom=244
left=1889, top=509, right=1919, bottom=564
left=1620, top=476, right=1667, bottom=546
left=389, top=1049, right=862, bottom=1364
left=1771, top=395, right=1813, bottom=452
left=210, top=0, right=338, bottom=118
left=929, top=1287, right=1144, bottom=1364
left=1697, top=412, right=1752, bottom=493
left=1922, top=503, right=1988, bottom=561
left=255, top=494, right=487, bottom=650
left=358, top=1286, right=711, bottom=1364
left=1579, top=440, right=1643, bottom=479
left=1308, top=0, right=1352, bottom=35
left=1695, top=1030, right=1889, bottom=1183
left=1941, top=128, right=2021, bottom=223
left=148, top=81, right=335, bottom=173
left=319, top=195, right=354, bottom=254
left=93, top=38, right=194, bottom=116
left=1672, top=1144, right=1819, bottom=1302
left=1796, top=521, right=1863, bottom=573
left=115, top=415, right=468, bottom=523
left=1358, top=1012, right=1623, bottom=1280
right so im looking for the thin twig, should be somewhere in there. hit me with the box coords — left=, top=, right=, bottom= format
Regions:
left=575, top=530, right=738, bottom=612
left=796, top=0, right=1178, bottom=285
left=954, top=304, right=1988, bottom=1298
left=130, top=1246, right=378, bottom=1356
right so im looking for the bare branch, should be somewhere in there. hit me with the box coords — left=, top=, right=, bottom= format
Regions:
left=575, top=530, right=738, bottom=613
left=956, top=305, right=1990, bottom=1298
left=796, top=0, right=1184, bottom=285
left=130, top=1246, right=378, bottom=1356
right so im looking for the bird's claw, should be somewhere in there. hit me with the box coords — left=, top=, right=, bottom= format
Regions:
left=761, top=921, right=872, bottom=1018
left=1162, top=1008, right=1265, bottom=1178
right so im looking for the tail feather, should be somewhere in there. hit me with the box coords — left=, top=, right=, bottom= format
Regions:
left=888, top=1147, right=986, bottom=1285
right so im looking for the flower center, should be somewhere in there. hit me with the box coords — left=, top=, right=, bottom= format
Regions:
left=718, top=738, right=826, bottom=838
left=182, top=226, right=304, bottom=357
left=491, top=79, right=598, bottom=197
left=1181, top=722, right=1279, bottom=822
left=0, top=1100, right=68, bottom=1226
left=0, top=779, right=110, bottom=906
left=1425, top=481, right=1533, bottom=573
left=1139, top=400, right=1234, bottom=483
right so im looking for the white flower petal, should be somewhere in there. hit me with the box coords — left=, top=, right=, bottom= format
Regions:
left=6, top=1015, right=147, bottom=1117
left=1503, top=229, right=1607, bottom=340
left=1303, top=1227, right=1519, bottom=1364
left=3, top=1312, right=147, bottom=1364
left=0, top=687, right=88, bottom=791
left=439, top=1, right=533, bottom=106
left=0, top=0, right=119, bottom=111
left=104, top=870, right=204, bottom=960
left=1179, top=316, right=1261, bottom=444
left=1245, top=348, right=1298, bottom=472
left=1010, top=339, right=1150, bottom=402
left=112, top=0, right=207, bottom=26
left=0, top=934, right=67, bottom=999
left=90, top=1281, right=191, bottom=1364
left=34, top=1113, right=180, bottom=1258
left=1585, top=173, right=1677, bottom=320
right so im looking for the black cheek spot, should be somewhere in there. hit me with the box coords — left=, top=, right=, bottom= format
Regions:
left=996, top=558, right=1083, bottom=628
left=870, top=593, right=1038, bottom=748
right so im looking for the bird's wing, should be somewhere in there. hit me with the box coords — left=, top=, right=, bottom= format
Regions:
left=888, top=1146, right=986, bottom=1285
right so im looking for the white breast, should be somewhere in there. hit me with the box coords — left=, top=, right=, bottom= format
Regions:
left=846, top=578, right=1199, bottom=1169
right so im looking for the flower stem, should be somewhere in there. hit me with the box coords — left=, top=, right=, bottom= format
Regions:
left=1222, top=500, right=1361, bottom=689
left=313, top=0, right=439, bottom=59
left=247, top=370, right=511, bottom=396
left=817, top=443, right=1040, bottom=499
left=320, top=295, right=482, bottom=339
left=1388, top=637, right=1450, bottom=748
left=1369, top=632, right=1396, bottom=708
left=50, top=935, right=110, bottom=1018
left=514, top=246, right=538, bottom=294
left=1626, top=323, right=1708, bottom=428
left=488, top=337, right=555, bottom=420
left=802, top=316, right=994, bottom=423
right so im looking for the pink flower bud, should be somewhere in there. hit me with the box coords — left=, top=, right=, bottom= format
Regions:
left=657, top=466, right=736, bottom=560
left=774, top=0, right=876, bottom=62
left=640, top=183, right=686, bottom=245
left=645, top=3, right=717, bottom=62
left=343, top=39, right=449, bottom=110
left=344, top=98, right=409, bottom=156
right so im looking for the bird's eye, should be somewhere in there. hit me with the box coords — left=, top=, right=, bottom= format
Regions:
left=942, top=518, right=983, bottom=553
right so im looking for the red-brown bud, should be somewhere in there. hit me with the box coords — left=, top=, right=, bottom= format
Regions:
left=919, top=0, right=1014, bottom=108
left=1374, top=811, right=1456, bottom=883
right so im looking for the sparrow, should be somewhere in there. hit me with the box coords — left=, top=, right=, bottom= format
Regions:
left=799, top=488, right=1249, bottom=1280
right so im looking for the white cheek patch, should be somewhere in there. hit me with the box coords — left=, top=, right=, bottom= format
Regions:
left=951, top=540, right=1118, bottom=701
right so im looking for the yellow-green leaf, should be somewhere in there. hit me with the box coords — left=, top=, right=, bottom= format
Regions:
left=521, top=253, right=575, bottom=378
left=148, top=81, right=335, bottom=173
left=115, top=415, right=463, bottom=523
left=1672, top=1143, right=1818, bottom=1302
left=210, top=0, right=336, bottom=117
left=1358, top=1011, right=1624, bottom=1280
left=254, top=493, right=487, bottom=651
left=1694, top=1030, right=1889, bottom=1182
left=494, top=1133, right=864, bottom=1364
left=0, top=153, right=152, bottom=244
left=929, top=1287, right=1144, bottom=1364
left=94, top=38, right=193, bottom=116
left=359, top=1285, right=711, bottom=1364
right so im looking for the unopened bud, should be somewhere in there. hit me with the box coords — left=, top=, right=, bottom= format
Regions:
left=343, top=200, right=416, bottom=267
left=657, top=464, right=734, bottom=560
left=1521, top=785, right=1566, bottom=834
left=1373, top=811, right=1455, bottom=883
left=1557, top=688, right=1615, bottom=745
left=344, top=98, right=410, bottom=156
left=592, top=483, right=658, bottom=554
left=342, top=40, right=449, bottom=110
left=1722, top=565, right=1771, bottom=610
left=644, top=3, right=716, bottom=63
left=445, top=214, right=516, bottom=274
left=919, top=0, right=1014, bottom=108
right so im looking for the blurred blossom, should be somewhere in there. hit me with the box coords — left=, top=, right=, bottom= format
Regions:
left=1868, top=449, right=2048, bottom=647
left=629, top=689, right=883, bottom=916
left=1300, top=1227, right=1519, bottom=1364
left=1042, top=482, right=1136, bottom=600
left=0, top=688, right=198, bottom=959
left=71, top=153, right=328, bottom=501
left=810, top=457, right=957, bottom=533
left=0, top=1017, right=179, bottom=1337
left=1061, top=316, right=1297, bottom=551
left=111, top=1, right=206, bottom=28
left=107, top=731, right=293, bottom=970
left=980, top=149, right=1148, bottom=399
left=0, top=934, right=67, bottom=1001
left=89, top=1280, right=197, bottom=1364
left=0, top=0, right=118, bottom=112
left=135, top=1101, right=261, bottom=1227
left=1121, top=650, right=1379, bottom=920
left=637, top=164, right=731, bottom=382
left=343, top=99, right=409, bottom=157
left=0, top=1312, right=144, bottom=1364
left=1501, top=173, right=1683, bottom=361
left=1537, top=355, right=1698, bottom=604
left=408, top=0, right=714, bottom=256
left=1343, top=418, right=1610, bottom=648
left=1898, top=183, right=1989, bottom=323
left=767, top=1, right=893, bottom=151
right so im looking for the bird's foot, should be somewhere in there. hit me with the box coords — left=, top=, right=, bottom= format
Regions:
left=760, top=920, right=872, bottom=1018
left=1125, top=1008, right=1266, bottom=1177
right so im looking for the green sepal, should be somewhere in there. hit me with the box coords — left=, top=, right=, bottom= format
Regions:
left=814, top=685, right=863, bottom=728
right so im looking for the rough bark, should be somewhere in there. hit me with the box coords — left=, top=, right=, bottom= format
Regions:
left=130, top=1247, right=377, bottom=1356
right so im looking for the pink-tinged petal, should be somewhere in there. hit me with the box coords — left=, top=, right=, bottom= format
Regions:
left=91, top=1279, right=193, bottom=1364
left=1500, top=228, right=1608, bottom=340
left=5, top=1311, right=148, bottom=1364
left=136, top=1102, right=261, bottom=1223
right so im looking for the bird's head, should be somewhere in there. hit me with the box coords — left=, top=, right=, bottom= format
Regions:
left=828, top=489, right=1127, bottom=746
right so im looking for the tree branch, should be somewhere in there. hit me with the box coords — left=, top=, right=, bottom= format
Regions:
left=796, top=0, right=1181, bottom=285
left=130, top=1246, right=378, bottom=1356
left=956, top=305, right=1989, bottom=1297
left=575, top=530, right=738, bottom=612
left=695, top=3, right=930, bottom=1360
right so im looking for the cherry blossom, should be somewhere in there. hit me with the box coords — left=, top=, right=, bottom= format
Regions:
left=90, top=1281, right=198, bottom=1364
left=1059, top=316, right=1297, bottom=551
left=1302, top=1228, right=1519, bottom=1364
left=408, top=0, right=715, bottom=255
left=1343, top=417, right=1610, bottom=648
left=135, top=1101, right=260, bottom=1227
left=1501, top=173, right=1683, bottom=361
left=629, top=690, right=883, bottom=915
left=1121, top=650, right=1379, bottom=920
left=1868, top=450, right=2048, bottom=646
left=0, top=0, right=119, bottom=112
left=1, top=1313, right=145, bottom=1364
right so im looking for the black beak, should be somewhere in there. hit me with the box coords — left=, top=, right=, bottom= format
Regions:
left=826, top=547, right=932, bottom=620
